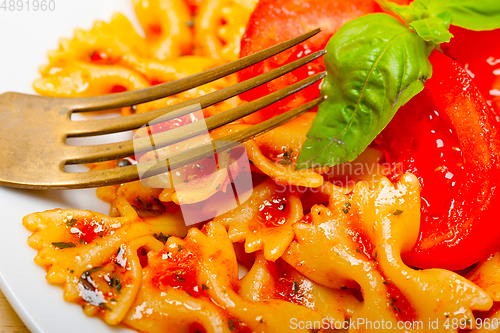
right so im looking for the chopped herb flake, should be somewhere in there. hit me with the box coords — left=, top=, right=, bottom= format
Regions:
left=390, top=302, right=401, bottom=313
left=83, top=266, right=104, bottom=276
left=65, top=218, right=78, bottom=227
left=390, top=298, right=401, bottom=313
left=153, top=232, right=170, bottom=244
left=99, top=303, right=112, bottom=311
left=280, top=148, right=294, bottom=165
left=109, top=274, right=122, bottom=294
left=393, top=209, right=404, bottom=216
left=228, top=319, right=237, bottom=331
left=52, top=242, right=77, bottom=249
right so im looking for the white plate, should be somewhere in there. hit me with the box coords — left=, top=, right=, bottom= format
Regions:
left=0, top=1, right=144, bottom=332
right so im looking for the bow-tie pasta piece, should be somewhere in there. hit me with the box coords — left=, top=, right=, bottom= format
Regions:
left=282, top=189, right=403, bottom=331
left=126, top=221, right=325, bottom=332
left=468, top=253, right=500, bottom=302
left=34, top=12, right=226, bottom=97
left=360, top=176, right=492, bottom=331
left=34, top=62, right=149, bottom=98
left=23, top=209, right=164, bottom=324
left=53, top=14, right=146, bottom=63
left=133, top=0, right=192, bottom=60
left=283, top=174, right=492, bottom=332
left=110, top=180, right=192, bottom=238
left=240, top=251, right=359, bottom=325
left=194, top=0, right=259, bottom=61
left=220, top=123, right=325, bottom=187
left=466, top=253, right=500, bottom=333
left=213, top=178, right=303, bottom=261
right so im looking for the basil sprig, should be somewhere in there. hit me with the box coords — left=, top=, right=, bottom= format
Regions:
left=296, top=14, right=431, bottom=168
left=297, top=0, right=500, bottom=169
left=401, top=0, right=500, bottom=32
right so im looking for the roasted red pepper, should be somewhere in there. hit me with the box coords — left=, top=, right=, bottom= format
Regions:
left=377, top=51, right=500, bottom=270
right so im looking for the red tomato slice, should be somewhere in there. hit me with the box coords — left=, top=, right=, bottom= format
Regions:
left=376, top=51, right=500, bottom=270
left=443, top=27, right=500, bottom=115
left=238, top=0, right=385, bottom=124
left=183, top=0, right=202, bottom=14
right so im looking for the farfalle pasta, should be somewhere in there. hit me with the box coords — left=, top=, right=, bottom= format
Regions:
left=25, top=173, right=499, bottom=332
left=23, top=0, right=500, bottom=332
left=193, top=0, right=259, bottom=61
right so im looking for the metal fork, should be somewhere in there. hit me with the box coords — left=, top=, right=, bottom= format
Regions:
left=0, top=29, right=325, bottom=190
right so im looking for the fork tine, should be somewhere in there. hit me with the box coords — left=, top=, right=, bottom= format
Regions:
left=64, top=28, right=321, bottom=113
left=64, top=72, right=326, bottom=164
left=67, top=50, right=326, bottom=137
left=65, top=97, right=325, bottom=189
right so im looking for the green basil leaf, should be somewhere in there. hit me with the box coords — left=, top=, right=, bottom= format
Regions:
left=296, top=14, right=432, bottom=169
left=375, top=0, right=424, bottom=24
left=425, top=0, right=500, bottom=31
left=409, top=12, right=453, bottom=44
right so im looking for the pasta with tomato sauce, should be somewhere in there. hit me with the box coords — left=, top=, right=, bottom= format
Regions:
left=24, top=0, right=500, bottom=332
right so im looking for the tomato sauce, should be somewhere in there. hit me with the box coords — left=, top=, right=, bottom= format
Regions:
left=298, top=213, right=313, bottom=225
left=188, top=322, right=207, bottom=333
left=88, top=51, right=116, bottom=65
left=148, top=24, right=162, bottom=37
left=137, top=247, right=149, bottom=268
left=150, top=244, right=205, bottom=298
left=353, top=230, right=375, bottom=261
left=66, top=217, right=111, bottom=244
left=265, top=260, right=305, bottom=305
left=255, top=194, right=290, bottom=228
left=383, top=277, right=418, bottom=322
left=110, top=85, right=127, bottom=93
left=226, top=317, right=253, bottom=333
